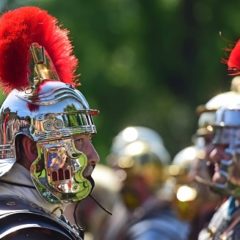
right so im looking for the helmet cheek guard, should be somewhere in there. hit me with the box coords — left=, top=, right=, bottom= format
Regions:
left=31, top=139, right=92, bottom=204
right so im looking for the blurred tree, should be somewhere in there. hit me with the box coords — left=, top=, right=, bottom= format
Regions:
left=1, top=0, right=239, bottom=162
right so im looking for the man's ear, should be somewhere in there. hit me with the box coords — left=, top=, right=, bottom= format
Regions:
left=22, top=136, right=37, bottom=167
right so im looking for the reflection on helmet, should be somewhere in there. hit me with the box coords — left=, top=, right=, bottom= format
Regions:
left=0, top=7, right=99, bottom=203
left=108, top=126, right=171, bottom=209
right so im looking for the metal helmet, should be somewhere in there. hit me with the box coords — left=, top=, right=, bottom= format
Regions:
left=108, top=126, right=171, bottom=192
left=195, top=38, right=240, bottom=196
left=206, top=105, right=240, bottom=196
left=170, top=146, right=220, bottom=221
left=0, top=7, right=98, bottom=204
left=196, top=76, right=240, bottom=139
left=194, top=77, right=240, bottom=188
left=170, top=146, right=198, bottom=184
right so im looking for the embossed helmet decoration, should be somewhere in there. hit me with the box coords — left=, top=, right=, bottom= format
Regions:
left=0, top=7, right=99, bottom=203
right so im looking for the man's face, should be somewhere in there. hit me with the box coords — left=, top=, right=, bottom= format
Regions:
left=203, top=133, right=215, bottom=161
left=209, top=144, right=231, bottom=185
left=192, top=133, right=215, bottom=180
left=120, top=174, right=149, bottom=210
left=73, top=134, right=100, bottom=178
left=29, top=133, right=100, bottom=203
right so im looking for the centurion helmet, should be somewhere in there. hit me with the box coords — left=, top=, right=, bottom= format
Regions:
left=0, top=7, right=98, bottom=203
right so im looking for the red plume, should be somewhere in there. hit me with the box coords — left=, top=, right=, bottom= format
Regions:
left=227, top=40, right=240, bottom=75
left=0, top=6, right=78, bottom=93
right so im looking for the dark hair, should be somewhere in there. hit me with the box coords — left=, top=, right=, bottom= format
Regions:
left=15, top=134, right=24, bottom=163
left=15, top=135, right=36, bottom=169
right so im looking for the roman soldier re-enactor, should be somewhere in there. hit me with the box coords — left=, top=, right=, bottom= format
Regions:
left=0, top=6, right=100, bottom=240
left=198, top=40, right=240, bottom=239
left=103, top=126, right=189, bottom=240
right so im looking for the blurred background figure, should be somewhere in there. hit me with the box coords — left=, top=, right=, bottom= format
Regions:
left=190, top=76, right=240, bottom=239
left=192, top=76, right=240, bottom=198
left=169, top=77, right=240, bottom=239
left=64, top=164, right=121, bottom=240
left=101, top=126, right=189, bottom=240
left=170, top=145, right=222, bottom=240
left=196, top=39, right=240, bottom=240
left=195, top=76, right=240, bottom=176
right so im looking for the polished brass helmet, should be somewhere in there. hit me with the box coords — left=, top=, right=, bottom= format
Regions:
left=108, top=126, right=170, bottom=192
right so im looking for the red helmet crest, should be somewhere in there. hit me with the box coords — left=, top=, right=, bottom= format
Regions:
left=0, top=6, right=78, bottom=92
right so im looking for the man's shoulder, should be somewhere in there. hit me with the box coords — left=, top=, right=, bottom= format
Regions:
left=0, top=194, right=83, bottom=240
left=198, top=200, right=237, bottom=240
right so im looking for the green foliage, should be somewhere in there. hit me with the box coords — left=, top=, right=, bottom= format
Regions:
left=2, top=0, right=240, bottom=161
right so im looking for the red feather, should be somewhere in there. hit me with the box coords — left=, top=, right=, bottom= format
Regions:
left=0, top=6, right=78, bottom=93
left=227, top=40, right=240, bottom=75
